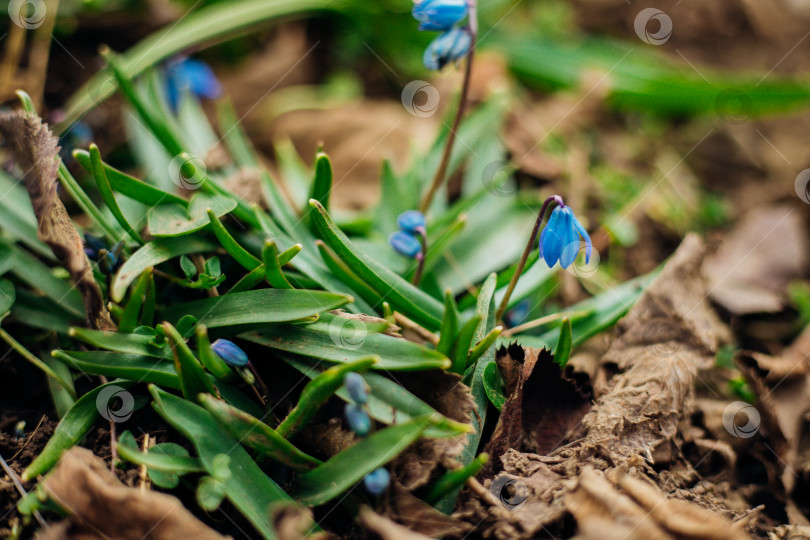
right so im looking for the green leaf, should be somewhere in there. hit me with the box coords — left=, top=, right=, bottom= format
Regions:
left=0, top=329, right=77, bottom=400
left=306, top=152, right=332, bottom=233
left=163, top=322, right=219, bottom=402
left=308, top=200, right=443, bottom=330
left=291, top=415, right=435, bottom=506
left=119, top=269, right=152, bottom=333
left=195, top=325, right=234, bottom=380
left=148, top=192, right=237, bottom=237
left=482, top=362, right=506, bottom=411
left=112, top=236, right=217, bottom=302
left=69, top=327, right=171, bottom=359
left=424, top=452, right=489, bottom=505
left=207, top=209, right=261, bottom=270
left=554, top=317, right=573, bottom=367
left=118, top=431, right=203, bottom=489
left=162, top=289, right=351, bottom=329
left=197, top=475, right=228, bottom=511
left=199, top=394, right=321, bottom=471
left=435, top=290, right=458, bottom=357
left=315, top=240, right=383, bottom=308
left=262, top=241, right=293, bottom=289
left=88, top=144, right=144, bottom=244
left=180, top=255, right=197, bottom=279
left=244, top=325, right=450, bottom=371
left=150, top=385, right=293, bottom=539
left=73, top=150, right=188, bottom=207
left=450, top=315, right=481, bottom=374
left=466, top=326, right=503, bottom=370
left=276, top=357, right=376, bottom=438
left=23, top=381, right=134, bottom=481
left=0, top=279, right=15, bottom=317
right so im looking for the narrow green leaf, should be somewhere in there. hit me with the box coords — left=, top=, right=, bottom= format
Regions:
left=315, top=240, right=383, bottom=308
left=23, top=381, right=133, bottom=481
left=308, top=200, right=443, bottom=330
left=450, top=315, right=481, bottom=374
left=0, top=279, right=15, bottom=317
left=88, top=144, right=144, bottom=244
left=554, top=317, right=573, bottom=367
left=0, top=329, right=76, bottom=400
left=43, top=355, right=75, bottom=418
left=262, top=241, right=293, bottom=289
left=69, top=327, right=170, bottom=358
left=199, top=394, right=321, bottom=471
left=276, top=357, right=376, bottom=438
left=73, top=150, right=187, bottom=207
left=467, top=326, right=503, bottom=370
left=216, top=101, right=259, bottom=167
left=228, top=264, right=267, bottom=294
left=162, top=289, right=351, bottom=328
left=482, top=362, right=506, bottom=411
left=119, top=269, right=152, bottom=333
left=436, top=290, right=458, bottom=357
left=118, top=431, right=204, bottom=475
left=291, top=415, right=435, bottom=506
left=306, top=152, right=332, bottom=233
left=244, top=325, right=450, bottom=371
left=424, top=453, right=489, bottom=505
left=207, top=209, right=261, bottom=270
left=150, top=385, right=292, bottom=539
left=163, top=322, right=219, bottom=402
left=141, top=272, right=156, bottom=327
left=112, top=237, right=217, bottom=302
left=147, top=192, right=236, bottom=238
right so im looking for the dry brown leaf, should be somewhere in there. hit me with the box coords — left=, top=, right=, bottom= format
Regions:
left=382, top=483, right=472, bottom=538
left=484, top=345, right=592, bottom=474
left=357, top=506, right=433, bottom=540
left=272, top=505, right=333, bottom=540
left=703, top=205, right=809, bottom=316
left=567, top=467, right=752, bottom=540
left=0, top=111, right=114, bottom=330
left=37, top=447, right=227, bottom=540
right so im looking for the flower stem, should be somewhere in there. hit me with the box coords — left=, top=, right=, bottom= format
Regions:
left=419, top=30, right=476, bottom=214
left=412, top=230, right=428, bottom=285
left=495, top=196, right=564, bottom=323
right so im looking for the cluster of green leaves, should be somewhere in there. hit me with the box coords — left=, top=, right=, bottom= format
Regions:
left=9, top=0, right=810, bottom=537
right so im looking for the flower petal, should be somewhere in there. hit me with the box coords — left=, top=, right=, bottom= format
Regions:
left=541, top=207, right=565, bottom=267
left=571, top=214, right=592, bottom=264
left=559, top=208, right=579, bottom=269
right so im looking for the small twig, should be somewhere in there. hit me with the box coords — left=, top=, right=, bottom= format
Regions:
left=138, top=434, right=155, bottom=491
left=394, top=312, right=439, bottom=345
left=8, top=414, right=46, bottom=462
left=0, top=451, right=47, bottom=529
left=502, top=310, right=588, bottom=338
left=466, top=476, right=502, bottom=507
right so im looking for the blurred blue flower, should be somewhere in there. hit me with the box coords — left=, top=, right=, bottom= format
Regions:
left=344, top=372, right=368, bottom=404
left=389, top=231, right=423, bottom=259
left=211, top=339, right=250, bottom=367
left=538, top=206, right=592, bottom=269
left=424, top=27, right=472, bottom=71
left=412, top=0, right=468, bottom=31
left=84, top=234, right=123, bottom=274
left=58, top=121, right=93, bottom=163
left=363, top=467, right=390, bottom=495
left=397, top=210, right=426, bottom=235
left=165, top=57, right=222, bottom=112
left=83, top=233, right=106, bottom=260
left=344, top=403, right=371, bottom=436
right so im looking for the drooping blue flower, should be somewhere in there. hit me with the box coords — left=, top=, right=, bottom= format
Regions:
left=397, top=210, right=426, bottom=235
left=538, top=206, right=592, bottom=269
left=344, top=372, right=369, bottom=404
left=363, top=467, right=391, bottom=495
left=211, top=339, right=250, bottom=367
left=165, top=57, right=222, bottom=112
left=389, top=231, right=423, bottom=259
left=345, top=403, right=371, bottom=436
left=423, top=27, right=473, bottom=71
left=412, top=0, right=468, bottom=31
left=83, top=233, right=106, bottom=260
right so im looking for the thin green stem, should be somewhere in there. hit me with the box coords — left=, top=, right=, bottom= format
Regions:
left=0, top=328, right=77, bottom=400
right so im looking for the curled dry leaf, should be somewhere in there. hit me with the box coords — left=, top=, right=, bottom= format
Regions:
left=484, top=345, right=592, bottom=475
left=382, top=483, right=471, bottom=538
left=36, top=447, right=226, bottom=540
left=357, top=506, right=433, bottom=540
left=566, top=467, right=752, bottom=540
left=0, top=111, right=114, bottom=330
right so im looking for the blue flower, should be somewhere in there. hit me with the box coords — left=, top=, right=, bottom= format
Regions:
left=424, top=27, right=472, bottom=71
left=165, top=57, right=222, bottom=111
left=538, top=206, right=592, bottom=269
left=83, top=233, right=106, bottom=260
left=344, top=372, right=369, bottom=404
left=389, top=231, right=423, bottom=259
left=412, top=0, right=468, bottom=31
left=345, top=403, right=371, bottom=436
left=397, top=210, right=426, bottom=235
left=211, top=339, right=249, bottom=367
left=363, top=467, right=390, bottom=495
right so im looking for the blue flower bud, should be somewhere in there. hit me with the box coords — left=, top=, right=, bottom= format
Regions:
left=83, top=233, right=106, bottom=260
left=166, top=57, right=222, bottom=111
left=344, top=403, right=371, bottom=436
left=389, top=231, right=423, bottom=259
left=539, top=206, right=592, bottom=269
left=363, top=467, right=390, bottom=495
left=344, top=372, right=369, bottom=404
left=412, top=0, right=468, bottom=31
left=211, top=339, right=249, bottom=367
left=423, top=27, right=472, bottom=71
left=397, top=210, right=426, bottom=234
